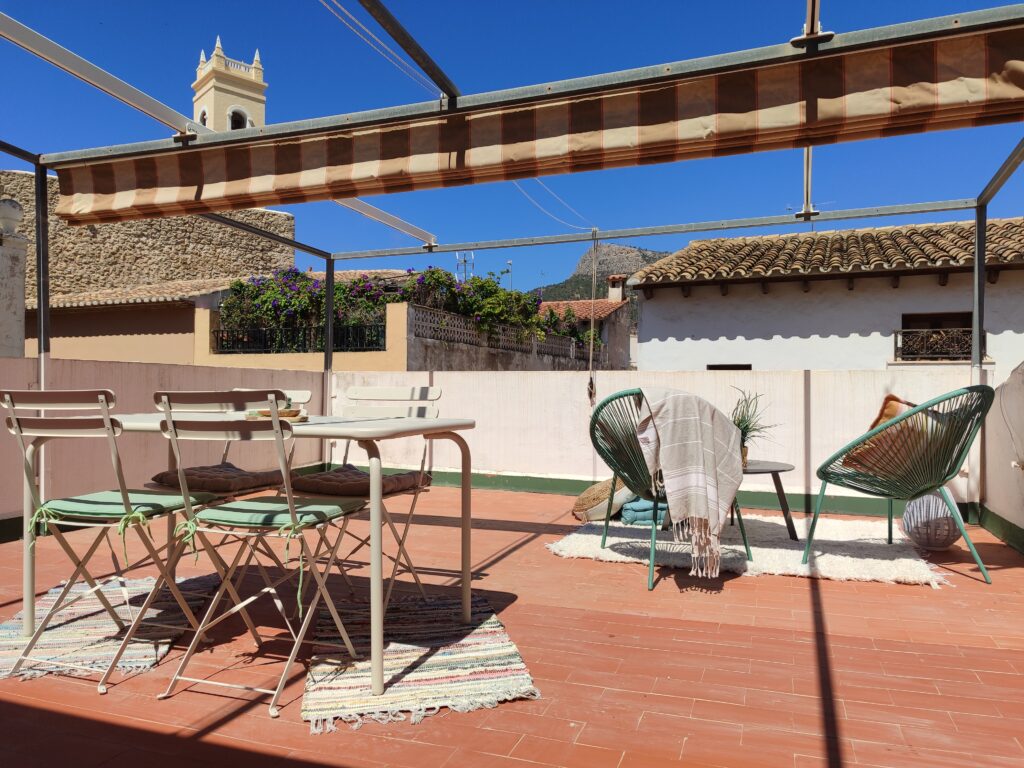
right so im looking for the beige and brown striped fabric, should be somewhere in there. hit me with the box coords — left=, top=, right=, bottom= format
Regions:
left=54, top=29, right=1024, bottom=226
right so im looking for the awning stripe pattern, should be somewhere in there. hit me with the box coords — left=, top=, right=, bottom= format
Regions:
left=55, top=29, right=1024, bottom=225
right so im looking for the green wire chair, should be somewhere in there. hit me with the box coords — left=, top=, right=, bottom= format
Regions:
left=589, top=388, right=751, bottom=590
left=801, top=385, right=995, bottom=583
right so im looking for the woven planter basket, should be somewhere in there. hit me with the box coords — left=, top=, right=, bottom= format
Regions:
left=901, top=492, right=962, bottom=551
left=572, top=477, right=626, bottom=521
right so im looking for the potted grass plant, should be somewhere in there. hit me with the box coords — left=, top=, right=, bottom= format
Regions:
left=730, top=388, right=775, bottom=468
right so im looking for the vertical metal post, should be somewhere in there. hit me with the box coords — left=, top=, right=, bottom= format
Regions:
left=972, top=204, right=986, bottom=371
left=24, top=164, right=50, bottom=636
left=34, top=164, right=50, bottom=374
left=323, top=259, right=335, bottom=372
left=802, top=148, right=813, bottom=215
left=969, top=204, right=987, bottom=513
left=322, top=260, right=335, bottom=465
left=804, top=0, right=821, bottom=37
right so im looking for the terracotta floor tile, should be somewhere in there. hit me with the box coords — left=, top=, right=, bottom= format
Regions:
left=410, top=717, right=523, bottom=755
left=0, top=489, right=1022, bottom=768
left=511, top=734, right=623, bottom=768
left=480, top=709, right=583, bottom=743
left=842, top=699, right=956, bottom=729
left=851, top=740, right=1024, bottom=768
left=900, top=723, right=1024, bottom=758
left=442, top=748, right=546, bottom=768
left=576, top=721, right=688, bottom=760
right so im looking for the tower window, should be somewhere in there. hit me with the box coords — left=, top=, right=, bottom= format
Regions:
left=230, top=110, right=247, bottom=130
left=199, top=110, right=207, bottom=127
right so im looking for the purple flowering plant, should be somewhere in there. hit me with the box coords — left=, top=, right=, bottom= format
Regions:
left=219, top=264, right=582, bottom=346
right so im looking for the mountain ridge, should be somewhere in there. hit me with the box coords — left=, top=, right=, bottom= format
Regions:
left=535, top=243, right=669, bottom=301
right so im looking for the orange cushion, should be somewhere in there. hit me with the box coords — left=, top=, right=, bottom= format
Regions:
left=151, top=462, right=283, bottom=493
left=869, top=394, right=917, bottom=430
left=291, top=464, right=431, bottom=497
left=843, top=397, right=925, bottom=475
left=843, top=395, right=920, bottom=474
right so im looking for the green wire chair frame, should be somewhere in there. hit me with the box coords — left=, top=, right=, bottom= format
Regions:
left=801, top=385, right=994, bottom=583
left=589, top=388, right=751, bottom=590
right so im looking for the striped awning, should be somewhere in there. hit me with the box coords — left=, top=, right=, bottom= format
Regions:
left=54, top=28, right=1024, bottom=225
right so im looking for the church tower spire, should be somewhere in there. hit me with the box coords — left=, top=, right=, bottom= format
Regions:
left=192, top=37, right=267, bottom=131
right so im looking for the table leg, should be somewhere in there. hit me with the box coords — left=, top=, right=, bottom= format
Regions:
left=452, top=434, right=473, bottom=623
left=167, top=441, right=177, bottom=580
left=772, top=472, right=799, bottom=541
left=359, top=440, right=385, bottom=696
left=22, top=440, right=42, bottom=637
left=428, top=432, right=473, bottom=623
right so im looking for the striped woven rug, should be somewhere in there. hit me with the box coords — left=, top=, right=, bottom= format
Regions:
left=302, top=595, right=540, bottom=731
left=0, top=575, right=216, bottom=679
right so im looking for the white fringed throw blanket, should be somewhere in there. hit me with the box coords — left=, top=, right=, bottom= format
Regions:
left=636, top=389, right=743, bottom=578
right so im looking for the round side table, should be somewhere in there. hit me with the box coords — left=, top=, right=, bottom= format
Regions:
left=733, top=460, right=799, bottom=541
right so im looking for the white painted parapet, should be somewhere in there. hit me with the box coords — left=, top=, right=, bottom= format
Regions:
left=0, top=199, right=27, bottom=358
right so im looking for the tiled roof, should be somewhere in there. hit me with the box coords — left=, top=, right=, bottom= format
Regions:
left=27, top=269, right=412, bottom=310
left=629, top=218, right=1024, bottom=287
left=26, top=277, right=238, bottom=310
left=539, top=299, right=628, bottom=322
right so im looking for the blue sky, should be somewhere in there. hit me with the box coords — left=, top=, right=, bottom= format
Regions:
left=1, top=1, right=1021, bottom=290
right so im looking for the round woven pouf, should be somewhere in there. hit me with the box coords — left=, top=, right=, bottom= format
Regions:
left=901, top=492, right=963, bottom=550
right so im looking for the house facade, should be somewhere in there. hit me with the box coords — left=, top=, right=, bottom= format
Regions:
left=630, top=219, right=1024, bottom=383
left=539, top=275, right=632, bottom=370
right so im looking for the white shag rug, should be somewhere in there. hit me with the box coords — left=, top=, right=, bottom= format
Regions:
left=547, top=514, right=943, bottom=587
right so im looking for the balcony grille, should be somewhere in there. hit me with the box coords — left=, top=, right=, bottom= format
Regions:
left=894, top=328, right=975, bottom=361
left=212, top=323, right=386, bottom=354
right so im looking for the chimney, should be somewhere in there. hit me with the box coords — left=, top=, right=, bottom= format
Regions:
left=606, top=274, right=627, bottom=302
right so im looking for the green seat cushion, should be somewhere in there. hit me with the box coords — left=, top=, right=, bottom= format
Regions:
left=195, top=496, right=366, bottom=529
left=41, top=489, right=216, bottom=519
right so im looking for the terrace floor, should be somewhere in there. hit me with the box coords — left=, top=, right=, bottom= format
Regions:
left=1, top=487, right=1023, bottom=768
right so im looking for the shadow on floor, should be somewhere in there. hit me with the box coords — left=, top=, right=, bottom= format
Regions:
left=0, top=696, right=337, bottom=767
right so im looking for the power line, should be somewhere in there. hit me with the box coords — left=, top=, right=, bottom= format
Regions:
left=512, top=180, right=591, bottom=231
left=318, top=0, right=439, bottom=97
left=534, top=178, right=594, bottom=228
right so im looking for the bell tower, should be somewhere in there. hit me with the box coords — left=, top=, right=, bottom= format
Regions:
left=192, top=36, right=266, bottom=132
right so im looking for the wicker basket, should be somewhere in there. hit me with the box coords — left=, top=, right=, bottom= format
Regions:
left=573, top=477, right=627, bottom=521
left=901, top=492, right=962, bottom=551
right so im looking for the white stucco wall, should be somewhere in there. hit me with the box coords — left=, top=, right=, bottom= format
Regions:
left=637, top=271, right=1024, bottom=384
left=985, top=362, right=1024, bottom=531
left=332, top=367, right=976, bottom=504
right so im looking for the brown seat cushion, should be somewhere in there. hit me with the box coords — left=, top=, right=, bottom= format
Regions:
left=151, top=462, right=284, bottom=493
left=291, top=464, right=431, bottom=497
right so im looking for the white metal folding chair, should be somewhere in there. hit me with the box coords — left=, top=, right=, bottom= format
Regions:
left=336, top=385, right=440, bottom=607
left=1, top=389, right=211, bottom=691
left=155, top=390, right=364, bottom=717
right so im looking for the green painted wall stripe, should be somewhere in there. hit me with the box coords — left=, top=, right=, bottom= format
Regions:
left=978, top=504, right=1024, bottom=554
left=340, top=463, right=918, bottom=517
left=735, top=490, right=907, bottom=518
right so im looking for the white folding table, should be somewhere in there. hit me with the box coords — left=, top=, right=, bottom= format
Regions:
left=19, top=413, right=476, bottom=696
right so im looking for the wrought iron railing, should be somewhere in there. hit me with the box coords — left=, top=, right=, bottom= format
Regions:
left=894, top=328, right=975, bottom=361
left=211, top=323, right=386, bottom=354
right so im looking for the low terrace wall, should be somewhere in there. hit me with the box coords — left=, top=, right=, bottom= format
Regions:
left=333, top=367, right=984, bottom=514
left=0, top=358, right=322, bottom=521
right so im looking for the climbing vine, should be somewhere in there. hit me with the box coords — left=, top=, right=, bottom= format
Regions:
left=217, top=266, right=595, bottom=342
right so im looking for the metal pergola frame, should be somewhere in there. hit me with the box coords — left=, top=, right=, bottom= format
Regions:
left=35, top=5, right=1024, bottom=165
left=2, top=0, right=1023, bottom=648
left=4, top=4, right=1023, bottom=378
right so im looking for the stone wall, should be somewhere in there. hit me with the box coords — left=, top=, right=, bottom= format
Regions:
left=0, top=199, right=27, bottom=356
left=408, top=336, right=595, bottom=371
left=0, top=169, right=295, bottom=300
